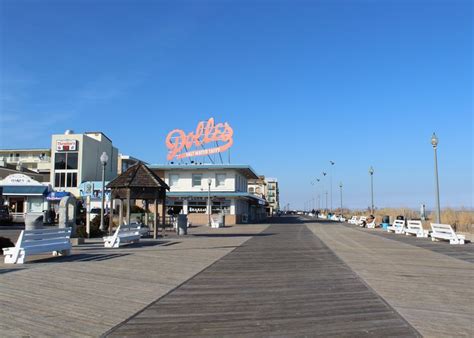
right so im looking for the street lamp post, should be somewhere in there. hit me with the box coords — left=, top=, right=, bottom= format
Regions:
left=339, top=182, right=343, bottom=214
left=330, top=161, right=335, bottom=212
left=369, top=166, right=374, bottom=214
left=207, top=178, right=212, bottom=226
left=99, top=152, right=109, bottom=231
left=431, top=133, right=441, bottom=223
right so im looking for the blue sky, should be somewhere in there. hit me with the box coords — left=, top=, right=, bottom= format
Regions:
left=1, top=0, right=472, bottom=210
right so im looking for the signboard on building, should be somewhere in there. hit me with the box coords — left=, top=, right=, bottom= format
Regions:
left=165, top=117, right=234, bottom=161
left=0, top=174, right=43, bottom=186
left=56, top=140, right=78, bottom=151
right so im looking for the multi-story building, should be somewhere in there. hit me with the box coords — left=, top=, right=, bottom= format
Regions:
left=149, top=164, right=266, bottom=225
left=265, top=177, right=280, bottom=215
left=0, top=148, right=51, bottom=178
left=50, top=130, right=118, bottom=197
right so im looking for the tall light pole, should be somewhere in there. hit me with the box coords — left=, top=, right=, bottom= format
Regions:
left=207, top=178, right=212, bottom=226
left=329, top=161, right=335, bottom=211
left=369, top=166, right=374, bottom=214
left=431, top=133, right=441, bottom=223
left=99, top=152, right=109, bottom=231
left=322, top=172, right=327, bottom=211
left=339, top=182, right=343, bottom=214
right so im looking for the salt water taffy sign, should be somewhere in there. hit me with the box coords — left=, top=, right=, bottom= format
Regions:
left=166, top=118, right=234, bottom=161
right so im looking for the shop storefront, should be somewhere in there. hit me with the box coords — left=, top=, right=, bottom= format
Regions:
left=0, top=174, right=51, bottom=222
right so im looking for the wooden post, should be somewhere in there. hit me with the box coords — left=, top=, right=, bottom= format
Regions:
left=161, top=190, right=166, bottom=232
left=109, top=198, right=113, bottom=235
left=126, top=189, right=131, bottom=225
left=154, top=198, right=158, bottom=239
left=118, top=198, right=123, bottom=226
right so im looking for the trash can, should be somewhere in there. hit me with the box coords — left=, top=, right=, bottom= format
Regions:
left=381, top=215, right=390, bottom=230
left=177, top=214, right=187, bottom=235
left=25, top=212, right=44, bottom=230
left=396, top=215, right=404, bottom=220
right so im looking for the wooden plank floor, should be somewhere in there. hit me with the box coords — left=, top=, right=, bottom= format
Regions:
left=107, top=221, right=419, bottom=337
left=306, top=220, right=474, bottom=337
left=338, top=222, right=474, bottom=263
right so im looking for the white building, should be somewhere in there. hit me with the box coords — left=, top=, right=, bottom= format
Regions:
left=265, top=178, right=280, bottom=214
left=0, top=148, right=51, bottom=178
left=50, top=130, right=118, bottom=197
left=150, top=164, right=267, bottom=225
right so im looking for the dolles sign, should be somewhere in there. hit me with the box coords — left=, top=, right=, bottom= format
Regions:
left=165, top=118, right=234, bottom=161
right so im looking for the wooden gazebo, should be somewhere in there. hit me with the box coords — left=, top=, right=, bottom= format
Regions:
left=106, top=162, right=170, bottom=239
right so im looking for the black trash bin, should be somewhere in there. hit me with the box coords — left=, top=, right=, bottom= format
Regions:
left=382, top=215, right=390, bottom=224
left=396, top=215, right=404, bottom=220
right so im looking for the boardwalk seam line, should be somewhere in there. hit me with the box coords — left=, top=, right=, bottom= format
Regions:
left=101, top=226, right=268, bottom=337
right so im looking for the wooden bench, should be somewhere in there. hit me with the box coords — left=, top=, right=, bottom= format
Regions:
left=405, top=220, right=429, bottom=238
left=387, top=220, right=405, bottom=234
left=3, top=227, right=72, bottom=264
left=430, top=223, right=465, bottom=245
left=104, top=224, right=141, bottom=248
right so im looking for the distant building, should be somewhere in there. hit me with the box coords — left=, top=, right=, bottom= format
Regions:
left=118, top=154, right=146, bottom=174
left=265, top=178, right=280, bottom=214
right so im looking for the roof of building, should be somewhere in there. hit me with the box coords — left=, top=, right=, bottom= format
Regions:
left=149, top=164, right=259, bottom=179
left=107, top=162, right=169, bottom=190
left=84, top=131, right=113, bottom=143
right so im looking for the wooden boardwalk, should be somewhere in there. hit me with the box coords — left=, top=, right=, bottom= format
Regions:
left=306, top=219, right=474, bottom=337
left=107, top=221, right=419, bottom=337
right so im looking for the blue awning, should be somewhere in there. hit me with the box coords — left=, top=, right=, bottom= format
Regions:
left=1, top=185, right=49, bottom=196
left=46, top=191, right=71, bottom=201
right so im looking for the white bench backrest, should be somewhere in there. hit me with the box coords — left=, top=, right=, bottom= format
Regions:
left=431, top=223, right=456, bottom=236
left=16, top=228, right=72, bottom=249
left=359, top=216, right=367, bottom=221
left=407, top=220, right=423, bottom=230
left=392, top=220, right=405, bottom=228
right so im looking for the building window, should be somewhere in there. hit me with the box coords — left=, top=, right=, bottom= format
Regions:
left=55, top=172, right=78, bottom=188
left=170, top=174, right=179, bottom=187
left=55, top=152, right=78, bottom=170
left=66, top=153, right=78, bottom=169
left=216, top=173, right=226, bottom=187
left=54, top=153, right=66, bottom=169
left=249, top=187, right=254, bottom=193
left=192, top=174, right=202, bottom=187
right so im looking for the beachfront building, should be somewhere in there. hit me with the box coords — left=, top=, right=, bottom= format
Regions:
left=265, top=178, right=280, bottom=215
left=0, top=148, right=51, bottom=178
left=149, top=164, right=267, bottom=225
left=50, top=130, right=118, bottom=197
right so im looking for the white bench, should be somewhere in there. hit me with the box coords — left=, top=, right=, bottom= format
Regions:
left=366, top=217, right=377, bottom=229
left=357, top=216, right=367, bottom=227
left=348, top=216, right=358, bottom=224
left=3, top=227, right=72, bottom=264
left=318, top=214, right=327, bottom=219
left=405, top=220, right=429, bottom=238
left=387, top=220, right=405, bottom=234
left=430, top=223, right=465, bottom=245
left=104, top=224, right=141, bottom=248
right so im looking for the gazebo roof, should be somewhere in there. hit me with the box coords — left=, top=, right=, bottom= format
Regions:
left=107, top=162, right=169, bottom=190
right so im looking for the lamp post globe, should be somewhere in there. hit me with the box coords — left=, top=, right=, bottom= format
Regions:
left=99, top=152, right=109, bottom=231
